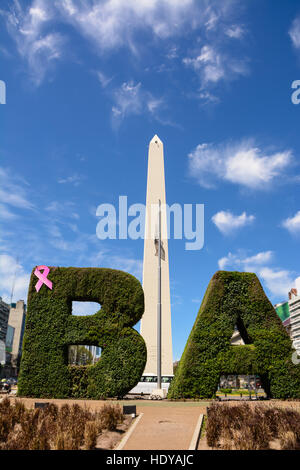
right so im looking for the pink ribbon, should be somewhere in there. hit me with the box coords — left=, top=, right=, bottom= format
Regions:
left=34, top=265, right=53, bottom=292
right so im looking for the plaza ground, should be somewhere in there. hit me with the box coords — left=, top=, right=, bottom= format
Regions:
left=5, top=396, right=300, bottom=450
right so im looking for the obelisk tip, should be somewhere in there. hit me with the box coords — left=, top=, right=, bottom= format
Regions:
left=150, top=134, right=162, bottom=145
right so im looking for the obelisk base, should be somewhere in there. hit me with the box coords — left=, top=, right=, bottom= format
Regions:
left=150, top=388, right=167, bottom=399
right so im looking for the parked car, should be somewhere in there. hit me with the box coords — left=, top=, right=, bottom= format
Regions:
left=6, top=378, right=17, bottom=385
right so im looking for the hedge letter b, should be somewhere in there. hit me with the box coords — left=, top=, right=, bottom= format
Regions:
left=18, top=267, right=147, bottom=399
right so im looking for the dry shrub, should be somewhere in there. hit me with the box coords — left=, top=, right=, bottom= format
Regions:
left=206, top=402, right=300, bottom=450
left=279, top=430, right=298, bottom=450
left=0, top=415, right=11, bottom=443
left=54, top=403, right=85, bottom=450
left=0, top=400, right=124, bottom=450
left=84, top=421, right=98, bottom=450
left=13, top=400, right=26, bottom=422
left=0, top=397, right=14, bottom=443
left=276, top=408, right=300, bottom=450
left=206, top=405, right=221, bottom=448
left=2, top=430, right=26, bottom=450
left=44, top=403, right=59, bottom=421
left=55, top=431, right=65, bottom=450
left=54, top=431, right=78, bottom=451
left=0, top=397, right=11, bottom=413
left=98, top=404, right=124, bottom=431
left=30, top=429, right=51, bottom=450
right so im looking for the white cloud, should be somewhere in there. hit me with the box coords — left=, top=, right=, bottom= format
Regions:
left=0, top=204, right=17, bottom=220
left=0, top=254, right=30, bottom=303
left=47, top=221, right=95, bottom=253
left=4, top=0, right=246, bottom=89
left=259, top=267, right=295, bottom=298
left=0, top=167, right=34, bottom=220
left=45, top=200, right=79, bottom=219
left=289, top=16, right=300, bottom=49
left=7, top=0, right=235, bottom=58
left=187, top=47, right=224, bottom=83
left=56, top=0, right=203, bottom=51
left=282, top=211, right=300, bottom=234
left=218, top=255, right=232, bottom=271
left=217, top=250, right=296, bottom=298
left=243, top=251, right=273, bottom=265
left=218, top=250, right=273, bottom=270
left=225, top=147, right=291, bottom=187
left=43, top=202, right=97, bottom=255
left=188, top=140, right=292, bottom=189
left=112, top=82, right=143, bottom=119
left=212, top=210, right=255, bottom=235
left=147, top=97, right=164, bottom=114
left=183, top=45, right=224, bottom=84
left=91, top=251, right=143, bottom=280
left=6, top=0, right=64, bottom=85
left=96, top=70, right=113, bottom=88
left=57, top=174, right=83, bottom=186
left=166, top=46, right=178, bottom=60
left=183, top=43, right=248, bottom=86
left=111, top=81, right=163, bottom=124
left=225, top=25, right=245, bottom=39
left=197, top=91, right=220, bottom=105
left=102, top=255, right=143, bottom=280
left=188, top=143, right=223, bottom=189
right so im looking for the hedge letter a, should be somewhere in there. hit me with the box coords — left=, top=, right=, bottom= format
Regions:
left=168, top=271, right=300, bottom=399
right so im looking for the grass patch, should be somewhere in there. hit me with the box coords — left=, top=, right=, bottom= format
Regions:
left=199, top=415, right=207, bottom=440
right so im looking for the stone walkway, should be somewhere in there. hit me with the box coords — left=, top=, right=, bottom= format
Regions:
left=121, top=404, right=208, bottom=450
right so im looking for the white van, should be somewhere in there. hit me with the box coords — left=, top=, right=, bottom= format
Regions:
left=129, top=374, right=174, bottom=395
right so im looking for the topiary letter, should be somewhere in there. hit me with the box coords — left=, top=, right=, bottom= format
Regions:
left=18, top=267, right=147, bottom=399
left=168, top=271, right=300, bottom=399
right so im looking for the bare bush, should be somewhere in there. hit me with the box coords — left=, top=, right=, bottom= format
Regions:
left=0, top=400, right=124, bottom=450
left=98, top=404, right=124, bottom=431
left=84, top=421, right=98, bottom=450
left=206, top=402, right=300, bottom=450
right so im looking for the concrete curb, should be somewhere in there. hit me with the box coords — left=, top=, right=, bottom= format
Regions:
left=188, top=413, right=204, bottom=450
left=115, top=413, right=144, bottom=450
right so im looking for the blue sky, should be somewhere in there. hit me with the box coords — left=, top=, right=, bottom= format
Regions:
left=1, top=0, right=300, bottom=361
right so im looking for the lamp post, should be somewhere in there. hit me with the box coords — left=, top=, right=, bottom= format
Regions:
left=157, top=199, right=162, bottom=390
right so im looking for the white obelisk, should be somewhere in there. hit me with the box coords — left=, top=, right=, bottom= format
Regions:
left=140, top=135, right=173, bottom=377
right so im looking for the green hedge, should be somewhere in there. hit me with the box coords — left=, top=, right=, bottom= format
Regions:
left=168, top=271, right=300, bottom=399
left=18, top=267, right=147, bottom=399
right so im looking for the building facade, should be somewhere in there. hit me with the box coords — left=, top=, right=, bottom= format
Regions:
left=0, top=297, right=10, bottom=343
left=288, top=290, right=300, bottom=355
left=7, top=300, right=26, bottom=374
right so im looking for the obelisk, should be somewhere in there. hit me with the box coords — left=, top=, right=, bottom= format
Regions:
left=140, top=135, right=173, bottom=376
